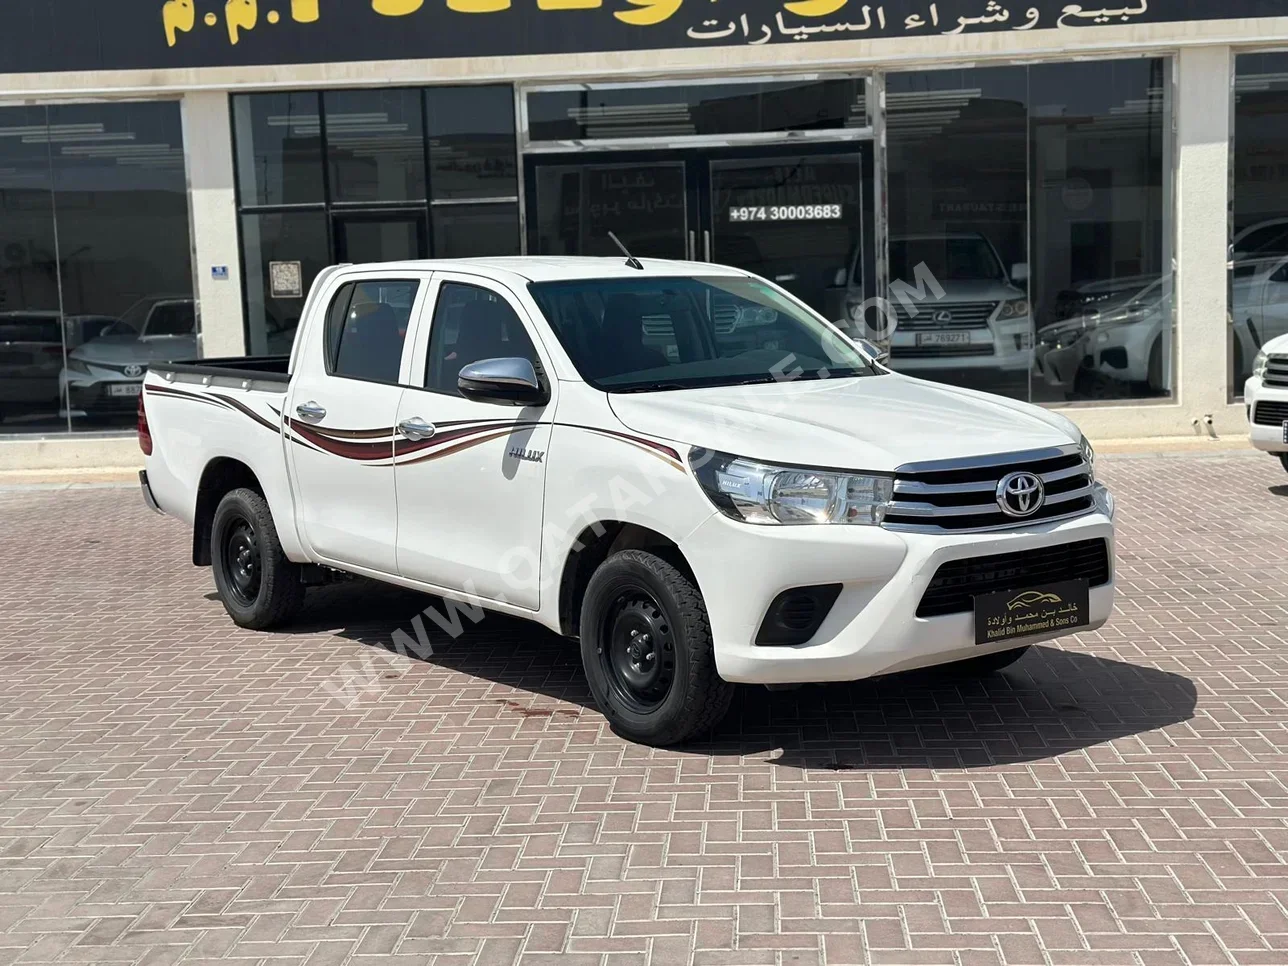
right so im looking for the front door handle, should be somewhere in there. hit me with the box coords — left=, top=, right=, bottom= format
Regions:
left=398, top=417, right=436, bottom=441
left=295, top=400, right=326, bottom=420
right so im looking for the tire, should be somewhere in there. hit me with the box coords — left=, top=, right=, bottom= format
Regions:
left=210, top=487, right=306, bottom=630
left=1280, top=453, right=1288, bottom=475
left=948, top=645, right=1031, bottom=676
left=580, top=549, right=734, bottom=746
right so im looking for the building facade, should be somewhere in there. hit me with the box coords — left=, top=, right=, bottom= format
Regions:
left=1, top=2, right=1287, bottom=468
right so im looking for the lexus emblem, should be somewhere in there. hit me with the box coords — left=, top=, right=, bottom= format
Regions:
left=123, top=364, right=144, bottom=378
left=933, top=310, right=953, bottom=323
left=996, top=471, right=1045, bottom=518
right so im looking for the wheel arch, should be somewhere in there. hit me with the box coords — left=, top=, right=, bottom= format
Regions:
left=556, top=520, right=697, bottom=638
left=192, top=457, right=265, bottom=566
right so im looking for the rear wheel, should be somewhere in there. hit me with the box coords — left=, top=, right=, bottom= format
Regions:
left=580, top=550, right=734, bottom=746
left=948, top=645, right=1031, bottom=676
left=210, top=487, right=305, bottom=629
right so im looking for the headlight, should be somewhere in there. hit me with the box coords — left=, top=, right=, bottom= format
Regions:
left=1253, top=350, right=1268, bottom=380
left=66, top=357, right=91, bottom=375
left=1079, top=433, right=1096, bottom=482
left=998, top=297, right=1030, bottom=320
left=691, top=449, right=894, bottom=526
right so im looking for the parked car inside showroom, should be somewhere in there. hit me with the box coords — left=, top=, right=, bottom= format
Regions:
left=60, top=296, right=196, bottom=417
left=1034, top=275, right=1171, bottom=399
left=0, top=312, right=65, bottom=423
left=835, top=233, right=1032, bottom=375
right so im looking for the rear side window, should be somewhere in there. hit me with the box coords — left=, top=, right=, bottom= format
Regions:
left=424, top=282, right=539, bottom=396
left=324, top=279, right=419, bottom=384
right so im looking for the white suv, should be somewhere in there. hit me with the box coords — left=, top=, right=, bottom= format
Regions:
left=1246, top=332, right=1288, bottom=472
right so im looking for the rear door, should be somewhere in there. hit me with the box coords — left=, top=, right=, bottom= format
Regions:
left=393, top=273, right=554, bottom=609
left=286, top=272, right=429, bottom=574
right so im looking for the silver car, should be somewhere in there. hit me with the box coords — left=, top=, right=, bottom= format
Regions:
left=61, top=296, right=196, bottom=416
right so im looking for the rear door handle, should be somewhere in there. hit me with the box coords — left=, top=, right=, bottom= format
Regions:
left=398, top=417, right=436, bottom=441
left=295, top=401, right=326, bottom=420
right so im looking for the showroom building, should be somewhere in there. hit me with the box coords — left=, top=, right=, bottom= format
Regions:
left=1, top=1, right=1287, bottom=468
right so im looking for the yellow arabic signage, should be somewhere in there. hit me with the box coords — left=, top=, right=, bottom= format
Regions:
left=0, top=1, right=1275, bottom=72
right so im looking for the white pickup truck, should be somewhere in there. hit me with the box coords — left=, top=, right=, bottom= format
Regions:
left=140, top=256, right=1116, bottom=745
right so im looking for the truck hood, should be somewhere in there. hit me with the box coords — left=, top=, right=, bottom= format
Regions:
left=608, top=374, right=1081, bottom=471
left=71, top=334, right=198, bottom=366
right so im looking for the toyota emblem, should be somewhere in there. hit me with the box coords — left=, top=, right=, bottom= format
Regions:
left=996, top=471, right=1045, bottom=518
left=933, top=310, right=954, bottom=323
left=123, top=364, right=144, bottom=378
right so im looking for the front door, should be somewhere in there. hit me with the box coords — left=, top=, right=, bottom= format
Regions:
left=333, top=211, right=429, bottom=264
left=393, top=272, right=553, bottom=610
left=526, top=144, right=871, bottom=322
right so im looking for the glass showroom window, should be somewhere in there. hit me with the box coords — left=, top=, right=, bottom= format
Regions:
left=233, top=85, right=520, bottom=356
left=0, top=101, right=194, bottom=434
left=885, top=59, right=1173, bottom=406
left=1231, top=54, right=1288, bottom=395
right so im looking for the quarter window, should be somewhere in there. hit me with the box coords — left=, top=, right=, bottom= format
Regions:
left=425, top=282, right=539, bottom=396
left=326, top=279, right=419, bottom=384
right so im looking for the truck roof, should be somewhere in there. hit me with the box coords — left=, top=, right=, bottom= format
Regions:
left=334, top=256, right=752, bottom=284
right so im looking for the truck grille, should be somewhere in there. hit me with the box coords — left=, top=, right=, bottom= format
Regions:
left=893, top=301, right=997, bottom=330
left=1253, top=400, right=1288, bottom=426
left=1265, top=355, right=1288, bottom=389
left=917, top=538, right=1112, bottom=618
left=884, top=445, right=1096, bottom=533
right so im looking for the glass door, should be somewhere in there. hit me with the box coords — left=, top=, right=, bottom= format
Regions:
left=526, top=158, right=696, bottom=260
left=333, top=211, right=429, bottom=263
left=703, top=147, right=870, bottom=326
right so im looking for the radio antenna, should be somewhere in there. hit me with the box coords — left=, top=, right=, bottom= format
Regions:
left=607, top=231, right=643, bottom=271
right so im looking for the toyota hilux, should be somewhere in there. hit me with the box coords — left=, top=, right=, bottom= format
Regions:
left=140, top=256, right=1116, bottom=745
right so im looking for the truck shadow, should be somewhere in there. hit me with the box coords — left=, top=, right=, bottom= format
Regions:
left=299, top=582, right=1197, bottom=770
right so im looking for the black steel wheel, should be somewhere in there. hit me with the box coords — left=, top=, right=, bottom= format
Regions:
left=599, top=591, right=676, bottom=715
left=210, top=487, right=305, bottom=629
left=221, top=517, right=262, bottom=607
left=580, top=549, right=734, bottom=746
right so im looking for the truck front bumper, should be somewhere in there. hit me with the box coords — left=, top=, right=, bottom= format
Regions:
left=682, top=509, right=1115, bottom=685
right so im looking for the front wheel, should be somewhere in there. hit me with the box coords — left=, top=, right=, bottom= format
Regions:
left=210, top=487, right=305, bottom=629
left=1280, top=453, right=1288, bottom=475
left=580, top=550, right=734, bottom=746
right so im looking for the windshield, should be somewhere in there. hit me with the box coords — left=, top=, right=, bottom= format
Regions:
left=890, top=237, right=1005, bottom=282
left=528, top=275, right=877, bottom=393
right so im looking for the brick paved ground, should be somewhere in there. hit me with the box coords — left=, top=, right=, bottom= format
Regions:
left=1, top=451, right=1287, bottom=966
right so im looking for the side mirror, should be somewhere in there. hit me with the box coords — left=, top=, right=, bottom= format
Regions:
left=458, top=357, right=548, bottom=406
left=1011, top=262, right=1030, bottom=285
left=853, top=337, right=891, bottom=366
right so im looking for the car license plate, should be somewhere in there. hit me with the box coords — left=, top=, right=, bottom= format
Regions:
left=916, top=331, right=972, bottom=347
left=1283, top=420, right=1288, bottom=444
left=109, top=383, right=142, bottom=397
left=973, top=579, right=1090, bottom=646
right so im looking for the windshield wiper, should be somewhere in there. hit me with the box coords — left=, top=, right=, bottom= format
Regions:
left=612, top=382, right=692, bottom=394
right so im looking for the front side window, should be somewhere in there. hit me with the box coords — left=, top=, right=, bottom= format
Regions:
left=425, top=282, right=539, bottom=396
left=326, top=279, right=419, bottom=384
left=529, top=275, right=876, bottom=392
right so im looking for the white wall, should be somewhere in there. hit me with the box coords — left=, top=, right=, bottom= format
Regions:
left=183, top=90, right=246, bottom=360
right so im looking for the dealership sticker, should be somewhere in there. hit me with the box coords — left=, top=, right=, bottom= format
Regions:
left=269, top=261, right=303, bottom=299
